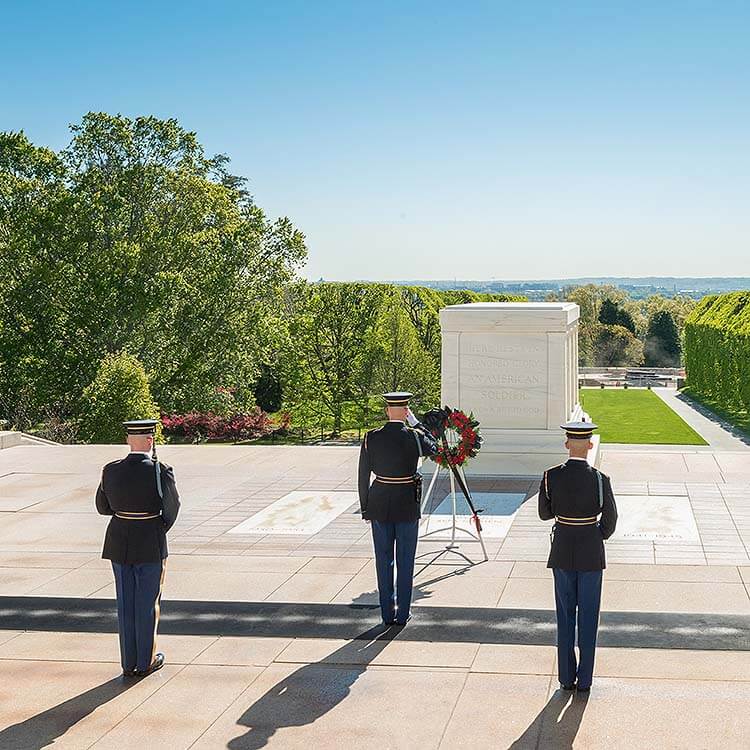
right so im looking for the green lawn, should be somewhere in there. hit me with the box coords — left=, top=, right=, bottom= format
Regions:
left=579, top=389, right=708, bottom=445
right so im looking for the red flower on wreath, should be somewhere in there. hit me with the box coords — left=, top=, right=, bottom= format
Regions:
left=422, top=406, right=483, bottom=468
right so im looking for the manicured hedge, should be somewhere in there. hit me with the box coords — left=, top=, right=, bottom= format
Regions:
left=683, top=292, right=750, bottom=412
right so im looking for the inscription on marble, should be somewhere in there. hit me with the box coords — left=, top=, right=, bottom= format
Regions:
left=459, top=334, right=548, bottom=428
left=610, top=495, right=699, bottom=543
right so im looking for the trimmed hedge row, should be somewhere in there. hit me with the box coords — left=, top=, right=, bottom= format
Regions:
left=683, top=292, right=750, bottom=411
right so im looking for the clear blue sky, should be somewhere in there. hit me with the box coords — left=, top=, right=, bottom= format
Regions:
left=2, top=1, right=749, bottom=281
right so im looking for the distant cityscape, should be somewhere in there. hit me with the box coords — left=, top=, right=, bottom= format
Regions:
left=388, top=277, right=750, bottom=301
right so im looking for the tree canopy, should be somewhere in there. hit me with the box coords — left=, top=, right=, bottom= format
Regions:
left=0, top=114, right=306, bottom=433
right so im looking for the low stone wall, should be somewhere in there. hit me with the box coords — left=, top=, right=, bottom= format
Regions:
left=0, top=431, right=23, bottom=449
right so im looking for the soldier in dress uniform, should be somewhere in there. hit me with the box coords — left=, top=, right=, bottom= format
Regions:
left=358, top=392, right=438, bottom=626
left=95, top=419, right=180, bottom=677
left=538, top=421, right=618, bottom=692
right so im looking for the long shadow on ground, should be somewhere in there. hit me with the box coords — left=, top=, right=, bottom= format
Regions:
left=509, top=690, right=590, bottom=749
left=0, top=677, right=135, bottom=750
left=225, top=624, right=400, bottom=749
left=2, top=596, right=750, bottom=650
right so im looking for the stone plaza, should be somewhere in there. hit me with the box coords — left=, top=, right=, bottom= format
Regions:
left=1, top=386, right=750, bottom=748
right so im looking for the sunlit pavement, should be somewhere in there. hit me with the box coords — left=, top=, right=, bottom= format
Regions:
left=2, top=418, right=750, bottom=748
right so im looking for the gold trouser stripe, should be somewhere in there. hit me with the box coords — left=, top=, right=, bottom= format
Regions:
left=151, top=560, right=166, bottom=663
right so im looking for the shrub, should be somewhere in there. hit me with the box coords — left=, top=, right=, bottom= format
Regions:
left=162, top=408, right=289, bottom=442
left=78, top=352, right=160, bottom=443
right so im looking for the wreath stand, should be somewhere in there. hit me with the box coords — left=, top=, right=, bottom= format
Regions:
left=418, top=462, right=488, bottom=562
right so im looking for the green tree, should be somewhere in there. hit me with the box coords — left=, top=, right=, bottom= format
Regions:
left=283, top=283, right=386, bottom=436
left=599, top=297, right=635, bottom=332
left=253, top=364, right=283, bottom=413
left=593, top=324, right=644, bottom=367
left=599, top=298, right=620, bottom=326
left=644, top=310, right=681, bottom=367
left=566, top=284, right=625, bottom=365
left=372, top=290, right=440, bottom=410
left=616, top=307, right=636, bottom=333
left=78, top=352, right=159, bottom=443
left=0, top=114, right=306, bottom=429
left=399, top=286, right=445, bottom=362
left=643, top=294, right=697, bottom=329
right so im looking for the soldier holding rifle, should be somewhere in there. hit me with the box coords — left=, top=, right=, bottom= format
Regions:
left=95, top=419, right=180, bottom=678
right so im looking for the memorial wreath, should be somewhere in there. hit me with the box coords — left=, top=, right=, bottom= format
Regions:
left=422, top=406, right=483, bottom=468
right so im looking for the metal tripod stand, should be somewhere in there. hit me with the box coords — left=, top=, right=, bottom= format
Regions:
left=418, top=462, right=488, bottom=562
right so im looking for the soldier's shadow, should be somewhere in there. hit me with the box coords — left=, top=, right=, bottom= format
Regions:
left=347, top=546, right=482, bottom=610
left=0, top=676, right=135, bottom=749
left=509, top=689, right=590, bottom=749
left=227, top=624, right=401, bottom=750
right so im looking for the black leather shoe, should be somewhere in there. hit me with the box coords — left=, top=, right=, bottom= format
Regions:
left=137, top=653, right=165, bottom=676
left=395, top=614, right=412, bottom=626
left=122, top=668, right=138, bottom=678
left=576, top=685, right=591, bottom=693
left=560, top=683, right=575, bottom=691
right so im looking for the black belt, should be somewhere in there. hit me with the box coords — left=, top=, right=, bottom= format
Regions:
left=374, top=475, right=416, bottom=485
left=115, top=512, right=160, bottom=520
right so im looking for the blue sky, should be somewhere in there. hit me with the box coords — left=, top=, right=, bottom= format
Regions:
left=2, top=1, right=749, bottom=280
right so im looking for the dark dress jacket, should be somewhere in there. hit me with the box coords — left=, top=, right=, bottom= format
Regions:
left=358, top=421, right=438, bottom=523
left=95, top=452, right=181, bottom=564
left=538, top=459, right=618, bottom=571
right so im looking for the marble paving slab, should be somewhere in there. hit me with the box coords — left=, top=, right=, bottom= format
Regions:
left=228, top=491, right=358, bottom=536
left=611, top=495, right=700, bottom=543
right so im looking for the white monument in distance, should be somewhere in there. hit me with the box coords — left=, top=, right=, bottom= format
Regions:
left=440, top=302, right=597, bottom=475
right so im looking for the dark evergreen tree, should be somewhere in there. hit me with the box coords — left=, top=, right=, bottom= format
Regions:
left=598, top=298, right=620, bottom=326
left=616, top=308, right=636, bottom=333
left=644, top=310, right=681, bottom=366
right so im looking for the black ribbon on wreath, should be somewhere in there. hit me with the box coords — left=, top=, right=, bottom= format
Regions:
left=422, top=406, right=484, bottom=532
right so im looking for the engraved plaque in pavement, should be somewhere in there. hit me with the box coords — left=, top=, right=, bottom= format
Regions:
left=610, top=495, right=700, bottom=543
left=228, top=491, right=358, bottom=535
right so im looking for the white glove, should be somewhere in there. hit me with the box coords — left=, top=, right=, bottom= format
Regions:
left=405, top=408, right=419, bottom=427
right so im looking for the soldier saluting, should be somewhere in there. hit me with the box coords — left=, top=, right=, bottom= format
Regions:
left=538, top=421, right=618, bottom=693
left=358, top=392, right=438, bottom=626
left=95, top=419, right=180, bottom=678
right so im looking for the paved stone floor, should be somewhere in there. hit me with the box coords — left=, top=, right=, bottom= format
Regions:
left=1, top=408, right=750, bottom=748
